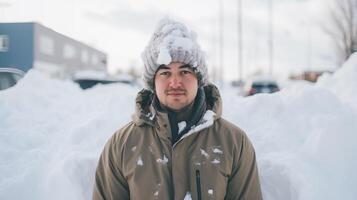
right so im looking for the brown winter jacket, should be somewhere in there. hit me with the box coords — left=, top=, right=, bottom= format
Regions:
left=93, top=84, right=262, bottom=200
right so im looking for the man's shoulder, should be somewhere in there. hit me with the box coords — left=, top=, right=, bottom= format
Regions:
left=110, top=120, right=150, bottom=144
left=213, top=117, right=247, bottom=139
left=212, top=118, right=256, bottom=155
left=113, top=121, right=141, bottom=140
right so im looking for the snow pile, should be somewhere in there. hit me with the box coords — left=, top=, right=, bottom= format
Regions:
left=1, top=53, right=357, bottom=199
left=317, top=53, right=357, bottom=110
left=0, top=70, right=137, bottom=200
left=222, top=53, right=357, bottom=199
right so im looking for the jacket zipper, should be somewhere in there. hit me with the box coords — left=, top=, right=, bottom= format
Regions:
left=196, top=170, right=202, bottom=200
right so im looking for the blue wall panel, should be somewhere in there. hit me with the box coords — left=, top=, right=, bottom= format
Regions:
left=0, top=23, right=34, bottom=72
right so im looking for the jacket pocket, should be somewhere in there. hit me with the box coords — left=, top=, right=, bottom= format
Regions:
left=196, top=170, right=202, bottom=200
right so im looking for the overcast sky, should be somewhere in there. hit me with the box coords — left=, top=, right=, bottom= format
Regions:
left=1, top=0, right=337, bottom=81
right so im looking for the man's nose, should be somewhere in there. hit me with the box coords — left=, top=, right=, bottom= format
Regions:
left=169, top=75, right=182, bottom=88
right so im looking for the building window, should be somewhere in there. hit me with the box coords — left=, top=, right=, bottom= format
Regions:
left=63, top=43, right=76, bottom=59
left=101, top=58, right=107, bottom=65
left=0, top=35, right=9, bottom=52
left=92, top=54, right=99, bottom=66
left=81, top=50, right=88, bottom=63
left=39, top=35, right=54, bottom=56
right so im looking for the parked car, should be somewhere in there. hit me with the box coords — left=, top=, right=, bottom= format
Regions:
left=245, top=77, right=280, bottom=96
left=74, top=78, right=132, bottom=89
left=73, top=70, right=137, bottom=89
left=0, top=67, right=25, bottom=90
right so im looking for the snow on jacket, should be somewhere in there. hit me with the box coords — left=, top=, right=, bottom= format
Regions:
left=93, top=84, right=262, bottom=200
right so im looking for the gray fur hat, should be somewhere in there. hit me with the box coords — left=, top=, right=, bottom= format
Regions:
left=141, top=17, right=208, bottom=91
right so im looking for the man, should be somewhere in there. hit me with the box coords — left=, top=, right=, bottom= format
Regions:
left=93, top=18, right=262, bottom=200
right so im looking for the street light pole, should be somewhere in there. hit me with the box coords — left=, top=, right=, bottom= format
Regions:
left=268, top=0, right=274, bottom=75
left=0, top=2, right=11, bottom=20
left=307, top=21, right=312, bottom=71
left=237, top=0, right=242, bottom=81
left=219, top=0, right=224, bottom=87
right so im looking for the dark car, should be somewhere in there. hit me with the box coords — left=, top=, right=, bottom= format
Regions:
left=0, top=67, right=25, bottom=90
left=73, top=70, right=136, bottom=89
left=74, top=78, right=134, bottom=89
left=245, top=78, right=280, bottom=96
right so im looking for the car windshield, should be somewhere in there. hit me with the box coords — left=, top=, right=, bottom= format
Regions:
left=252, top=83, right=278, bottom=88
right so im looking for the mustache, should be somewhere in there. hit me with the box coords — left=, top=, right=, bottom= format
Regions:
left=165, top=88, right=186, bottom=94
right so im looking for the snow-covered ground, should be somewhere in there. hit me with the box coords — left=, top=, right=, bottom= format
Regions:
left=1, top=54, right=357, bottom=200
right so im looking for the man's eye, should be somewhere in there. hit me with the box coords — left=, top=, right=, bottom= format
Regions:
left=182, top=70, right=192, bottom=75
left=160, top=71, right=170, bottom=76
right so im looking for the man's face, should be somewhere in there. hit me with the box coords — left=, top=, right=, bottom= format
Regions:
left=154, top=62, right=198, bottom=110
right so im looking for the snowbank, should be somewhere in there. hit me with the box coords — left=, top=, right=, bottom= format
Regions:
left=0, top=71, right=137, bottom=199
left=1, top=53, right=357, bottom=199
left=222, top=53, right=357, bottom=200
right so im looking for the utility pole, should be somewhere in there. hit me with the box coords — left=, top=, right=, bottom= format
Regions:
left=219, top=0, right=224, bottom=87
left=237, top=0, right=243, bottom=82
left=0, top=2, right=11, bottom=19
left=211, top=20, right=218, bottom=84
left=307, top=21, right=312, bottom=71
left=268, top=0, right=274, bottom=75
